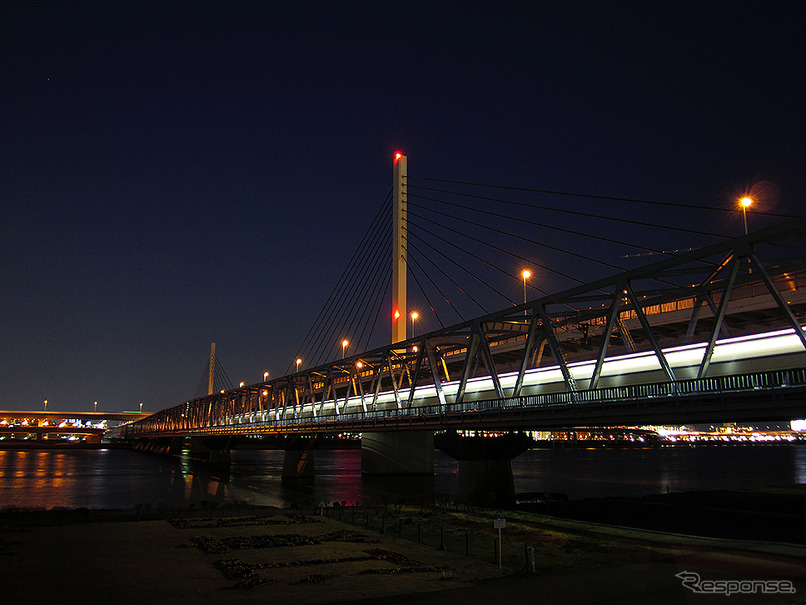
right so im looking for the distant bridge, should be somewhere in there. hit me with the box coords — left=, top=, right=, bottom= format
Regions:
left=1, top=411, right=150, bottom=423
left=0, top=411, right=149, bottom=445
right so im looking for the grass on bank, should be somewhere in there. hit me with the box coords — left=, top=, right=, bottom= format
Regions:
left=323, top=504, right=677, bottom=575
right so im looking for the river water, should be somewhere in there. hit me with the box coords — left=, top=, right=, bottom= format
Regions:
left=1, top=445, right=804, bottom=511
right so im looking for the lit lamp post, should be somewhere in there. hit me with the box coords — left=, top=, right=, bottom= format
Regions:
left=296, top=358, right=302, bottom=372
left=94, top=401, right=97, bottom=412
left=411, top=311, right=419, bottom=339
left=263, top=371, right=269, bottom=382
left=342, top=339, right=349, bottom=359
left=522, top=269, right=531, bottom=317
left=44, top=399, right=48, bottom=412
left=139, top=402, right=143, bottom=413
left=740, top=197, right=753, bottom=235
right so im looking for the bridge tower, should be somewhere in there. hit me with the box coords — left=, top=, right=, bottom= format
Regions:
left=207, top=342, right=216, bottom=396
left=362, top=152, right=435, bottom=476
left=392, top=152, right=407, bottom=344
left=188, top=342, right=231, bottom=464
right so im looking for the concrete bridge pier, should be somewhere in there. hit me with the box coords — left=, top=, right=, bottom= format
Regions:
left=436, top=431, right=533, bottom=506
left=280, top=437, right=317, bottom=478
left=361, top=431, right=435, bottom=475
left=134, top=437, right=185, bottom=457
left=188, top=436, right=233, bottom=465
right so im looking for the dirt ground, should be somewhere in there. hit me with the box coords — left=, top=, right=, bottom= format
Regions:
left=0, top=510, right=498, bottom=605
left=2, top=499, right=806, bottom=605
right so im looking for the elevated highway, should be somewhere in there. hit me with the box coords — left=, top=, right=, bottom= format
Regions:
left=0, top=411, right=149, bottom=446
left=0, top=411, right=149, bottom=423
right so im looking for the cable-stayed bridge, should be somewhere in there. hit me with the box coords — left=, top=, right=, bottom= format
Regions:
left=115, top=155, right=806, bottom=501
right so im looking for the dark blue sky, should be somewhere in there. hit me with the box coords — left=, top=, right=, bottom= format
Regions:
left=2, top=1, right=804, bottom=412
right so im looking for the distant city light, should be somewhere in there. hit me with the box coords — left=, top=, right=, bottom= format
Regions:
left=792, top=419, right=806, bottom=432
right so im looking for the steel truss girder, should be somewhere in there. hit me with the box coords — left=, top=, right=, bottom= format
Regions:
left=537, top=305, right=578, bottom=393
left=698, top=257, right=740, bottom=378
left=589, top=290, right=624, bottom=390
left=513, top=315, right=543, bottom=398
left=122, top=218, right=806, bottom=437
left=624, top=281, right=677, bottom=383
left=748, top=248, right=806, bottom=351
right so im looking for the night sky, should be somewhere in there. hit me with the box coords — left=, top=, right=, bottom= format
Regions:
left=2, top=1, right=804, bottom=413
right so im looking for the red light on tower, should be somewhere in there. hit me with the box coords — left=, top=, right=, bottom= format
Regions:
left=394, top=152, right=403, bottom=162
left=394, top=309, right=400, bottom=320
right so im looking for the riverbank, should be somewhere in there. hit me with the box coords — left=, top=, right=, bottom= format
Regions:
left=523, top=483, right=806, bottom=545
left=2, top=486, right=805, bottom=604
left=0, top=506, right=501, bottom=605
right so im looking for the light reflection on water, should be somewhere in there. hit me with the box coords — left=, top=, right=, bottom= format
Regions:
left=0, top=444, right=803, bottom=510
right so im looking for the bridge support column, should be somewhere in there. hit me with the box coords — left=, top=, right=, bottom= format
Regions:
left=167, top=437, right=185, bottom=455
left=189, top=437, right=232, bottom=465
left=134, top=437, right=184, bottom=456
left=361, top=431, right=434, bottom=475
left=436, top=432, right=533, bottom=506
left=281, top=437, right=317, bottom=478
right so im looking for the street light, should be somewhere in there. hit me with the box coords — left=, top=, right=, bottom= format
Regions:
left=263, top=371, right=269, bottom=382
left=739, top=197, right=753, bottom=235
left=44, top=399, right=48, bottom=412
left=94, top=401, right=97, bottom=412
left=296, top=358, right=302, bottom=371
left=139, top=402, right=143, bottom=413
left=411, top=311, right=419, bottom=338
left=342, top=339, right=349, bottom=359
left=522, top=269, right=532, bottom=317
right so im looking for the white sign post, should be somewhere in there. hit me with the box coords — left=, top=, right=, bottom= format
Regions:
left=493, top=518, right=506, bottom=571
